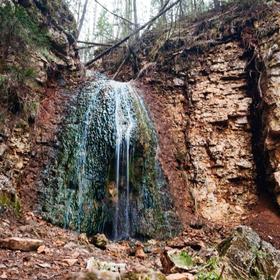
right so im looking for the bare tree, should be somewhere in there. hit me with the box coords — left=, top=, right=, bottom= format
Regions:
left=213, top=0, right=220, bottom=10
left=132, top=0, right=138, bottom=29
left=77, top=0, right=90, bottom=38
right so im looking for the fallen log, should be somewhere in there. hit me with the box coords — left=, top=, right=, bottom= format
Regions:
left=0, top=237, right=43, bottom=251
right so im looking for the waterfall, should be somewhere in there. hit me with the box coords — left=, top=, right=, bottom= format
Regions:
left=42, top=75, right=180, bottom=239
left=112, top=81, right=136, bottom=240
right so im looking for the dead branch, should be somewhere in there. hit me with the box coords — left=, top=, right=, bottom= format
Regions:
left=94, top=0, right=136, bottom=27
left=113, top=54, right=130, bottom=80
left=85, top=0, right=182, bottom=68
left=77, top=40, right=115, bottom=46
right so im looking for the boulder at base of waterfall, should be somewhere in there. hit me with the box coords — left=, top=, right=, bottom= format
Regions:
left=90, top=233, right=108, bottom=250
left=166, top=273, right=195, bottom=280
left=84, top=257, right=166, bottom=280
left=0, top=237, right=43, bottom=251
left=218, top=226, right=280, bottom=279
left=68, top=271, right=167, bottom=280
left=86, top=257, right=126, bottom=274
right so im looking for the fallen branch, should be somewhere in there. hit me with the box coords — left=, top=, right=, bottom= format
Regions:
left=85, top=0, right=182, bottom=68
left=77, top=40, right=115, bottom=47
left=113, top=54, right=130, bottom=79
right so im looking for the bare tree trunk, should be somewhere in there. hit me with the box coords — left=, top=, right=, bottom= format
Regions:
left=213, top=0, right=220, bottom=10
left=133, top=0, right=138, bottom=29
left=77, top=0, right=89, bottom=38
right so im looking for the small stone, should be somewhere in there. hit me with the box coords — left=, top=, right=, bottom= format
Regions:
left=173, top=78, right=185, bottom=86
left=90, top=233, right=108, bottom=250
left=37, top=245, right=46, bottom=254
left=0, top=272, right=8, bottom=279
left=15, top=159, right=24, bottom=170
left=166, top=273, right=195, bottom=280
left=37, top=263, right=51, bottom=268
left=0, top=144, right=8, bottom=157
left=78, top=233, right=89, bottom=245
left=0, top=237, right=43, bottom=251
left=135, top=241, right=146, bottom=259
left=63, top=258, right=78, bottom=266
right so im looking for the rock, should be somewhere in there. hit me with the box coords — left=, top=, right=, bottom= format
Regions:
left=173, top=78, right=184, bottom=86
left=15, top=159, right=24, bottom=170
left=219, top=226, right=280, bottom=279
left=167, top=249, right=193, bottom=271
left=0, top=237, right=43, bottom=251
left=37, top=263, right=51, bottom=268
left=135, top=241, right=146, bottom=259
left=78, top=233, right=89, bottom=245
left=122, top=272, right=166, bottom=279
left=69, top=271, right=166, bottom=280
left=90, top=233, right=108, bottom=250
left=0, top=272, right=8, bottom=279
left=0, top=144, right=8, bottom=157
left=166, top=273, right=194, bottom=280
left=86, top=257, right=126, bottom=274
left=63, top=258, right=78, bottom=266
left=84, top=257, right=166, bottom=279
left=37, top=245, right=47, bottom=254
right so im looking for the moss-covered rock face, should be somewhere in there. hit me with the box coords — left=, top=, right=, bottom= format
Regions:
left=41, top=76, right=180, bottom=239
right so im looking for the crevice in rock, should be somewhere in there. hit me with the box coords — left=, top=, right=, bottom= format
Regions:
left=245, top=48, right=272, bottom=198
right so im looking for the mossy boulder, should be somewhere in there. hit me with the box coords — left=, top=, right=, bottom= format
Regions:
left=219, top=226, right=280, bottom=279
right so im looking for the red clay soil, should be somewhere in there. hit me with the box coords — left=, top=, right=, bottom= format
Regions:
left=18, top=85, right=77, bottom=211
left=246, top=193, right=280, bottom=249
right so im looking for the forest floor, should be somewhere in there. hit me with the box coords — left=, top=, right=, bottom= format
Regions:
left=0, top=208, right=229, bottom=280
left=0, top=198, right=280, bottom=280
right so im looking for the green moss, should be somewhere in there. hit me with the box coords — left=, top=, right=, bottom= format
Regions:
left=197, top=257, right=223, bottom=280
left=41, top=80, right=180, bottom=239
left=0, top=192, right=21, bottom=216
left=0, top=2, right=49, bottom=51
left=170, top=251, right=193, bottom=268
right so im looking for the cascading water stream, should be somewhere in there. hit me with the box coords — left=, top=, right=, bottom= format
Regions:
left=113, top=82, right=135, bottom=240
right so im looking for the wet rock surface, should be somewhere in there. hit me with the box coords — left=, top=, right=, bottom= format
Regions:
left=41, top=77, right=180, bottom=239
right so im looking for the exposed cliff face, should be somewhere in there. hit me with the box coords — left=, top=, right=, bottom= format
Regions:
left=139, top=42, right=258, bottom=225
left=186, top=42, right=257, bottom=221
left=100, top=2, right=280, bottom=236
left=0, top=0, right=81, bottom=214
left=258, top=11, right=280, bottom=205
